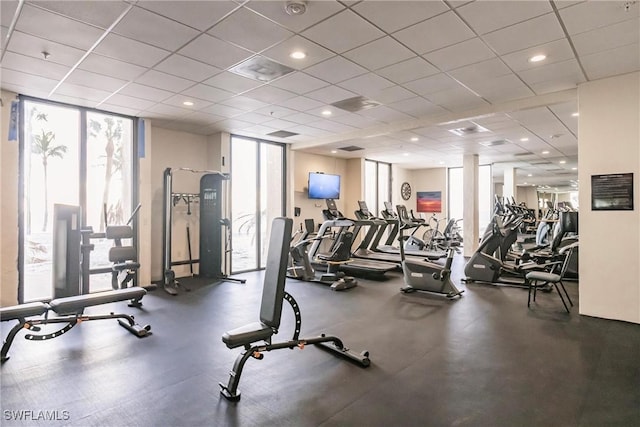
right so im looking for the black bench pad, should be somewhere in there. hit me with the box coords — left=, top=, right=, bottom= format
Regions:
left=222, top=322, right=273, bottom=349
left=0, top=302, right=48, bottom=321
left=109, top=246, right=138, bottom=263
left=49, top=287, right=146, bottom=314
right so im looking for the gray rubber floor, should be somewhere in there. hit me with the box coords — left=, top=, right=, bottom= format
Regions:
left=1, top=255, right=639, bottom=426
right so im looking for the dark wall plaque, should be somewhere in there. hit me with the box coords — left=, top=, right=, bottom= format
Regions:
left=591, top=173, right=634, bottom=211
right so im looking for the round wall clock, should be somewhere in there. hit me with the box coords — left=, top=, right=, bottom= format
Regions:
left=401, top=182, right=412, bottom=200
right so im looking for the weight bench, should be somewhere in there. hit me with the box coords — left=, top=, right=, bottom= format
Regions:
left=1, top=287, right=151, bottom=363
left=106, top=225, right=141, bottom=292
left=219, top=217, right=370, bottom=402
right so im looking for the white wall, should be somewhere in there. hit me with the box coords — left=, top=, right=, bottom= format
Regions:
left=578, top=72, right=640, bottom=324
left=1, top=90, right=19, bottom=305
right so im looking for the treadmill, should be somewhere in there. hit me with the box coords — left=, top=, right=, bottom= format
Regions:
left=308, top=199, right=397, bottom=279
left=351, top=201, right=402, bottom=267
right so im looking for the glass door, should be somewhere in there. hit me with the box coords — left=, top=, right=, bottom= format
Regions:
left=230, top=136, right=284, bottom=272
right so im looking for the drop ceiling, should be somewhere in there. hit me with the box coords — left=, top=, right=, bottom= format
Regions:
left=1, top=0, right=639, bottom=191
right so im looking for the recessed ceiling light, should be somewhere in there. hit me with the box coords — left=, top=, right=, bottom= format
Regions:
left=572, top=112, right=579, bottom=117
left=529, top=54, right=546, bottom=63
left=439, top=161, right=445, bottom=165
left=183, top=101, right=194, bottom=106
left=559, top=160, right=566, bottom=164
left=571, top=167, right=577, bottom=170
left=527, top=174, right=532, bottom=177
left=542, top=150, right=550, bottom=154
left=321, top=110, right=332, bottom=116
left=520, top=137, right=529, bottom=142
left=330, top=150, right=337, bottom=154
left=290, top=50, right=306, bottom=59
left=403, top=152, right=409, bottom=156
left=524, top=182, right=528, bottom=185
left=410, top=137, right=419, bottom=142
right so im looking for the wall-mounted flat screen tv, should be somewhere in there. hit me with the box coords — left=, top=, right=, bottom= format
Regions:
left=308, top=172, right=340, bottom=199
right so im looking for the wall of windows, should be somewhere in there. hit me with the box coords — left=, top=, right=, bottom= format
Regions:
left=19, top=97, right=135, bottom=302
left=364, top=159, right=391, bottom=216
left=448, top=165, right=492, bottom=236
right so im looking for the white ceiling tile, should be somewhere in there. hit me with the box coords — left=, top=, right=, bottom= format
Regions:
left=232, top=112, right=273, bottom=125
left=323, top=112, right=381, bottom=128
left=279, top=112, right=319, bottom=125
left=572, top=18, right=640, bottom=57
left=287, top=124, right=332, bottom=137
left=95, top=33, right=170, bottom=68
left=338, top=73, right=394, bottom=96
left=179, top=34, right=253, bottom=69
left=242, top=85, right=296, bottom=103
left=466, top=74, right=535, bottom=103
left=306, top=85, right=357, bottom=104
left=403, top=73, right=462, bottom=96
left=376, top=57, right=439, bottom=84
left=2, top=51, right=69, bottom=80
left=155, top=54, right=222, bottom=82
left=306, top=120, right=358, bottom=133
left=245, top=0, right=345, bottom=32
left=48, top=93, right=97, bottom=109
left=343, top=37, right=415, bottom=71
left=16, top=4, right=104, bottom=50
left=500, top=39, right=575, bottom=72
left=448, top=58, right=512, bottom=85
left=368, top=85, right=416, bottom=104
left=203, top=71, right=264, bottom=94
left=66, top=69, right=128, bottom=92
left=145, top=102, right=192, bottom=117
left=220, top=95, right=270, bottom=111
left=177, top=111, right=225, bottom=126
left=270, top=72, right=329, bottom=94
left=57, top=82, right=112, bottom=102
left=352, top=0, right=449, bottom=33
left=278, top=96, right=325, bottom=112
left=79, top=54, right=147, bottom=81
left=31, top=0, right=131, bottom=29
left=137, top=1, right=238, bottom=31
left=580, top=43, right=640, bottom=80
left=393, top=11, right=474, bottom=54
left=240, top=124, right=280, bottom=136
left=201, top=103, right=245, bottom=117
left=100, top=103, right=142, bottom=117
left=483, top=13, right=565, bottom=55
left=559, top=1, right=637, bottom=35
left=304, top=56, right=367, bottom=84
left=457, top=0, right=552, bottom=35
left=423, top=38, right=496, bottom=71
left=181, top=83, right=235, bottom=103
left=114, top=6, right=200, bottom=51
left=119, top=82, right=174, bottom=102
left=135, top=70, right=195, bottom=92
left=0, top=68, right=58, bottom=92
left=358, top=105, right=414, bottom=123
left=261, top=35, right=335, bottom=69
left=301, top=10, right=385, bottom=54
left=254, top=105, right=298, bottom=118
left=208, top=7, right=293, bottom=52
left=387, top=96, right=447, bottom=117
left=108, top=93, right=157, bottom=111
left=518, top=59, right=584, bottom=85
left=427, top=86, right=489, bottom=111
left=6, top=31, right=85, bottom=67
left=262, top=118, right=298, bottom=130
left=162, top=94, right=213, bottom=110
left=1, top=1, right=18, bottom=27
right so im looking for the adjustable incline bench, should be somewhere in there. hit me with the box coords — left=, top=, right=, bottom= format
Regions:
left=219, top=217, right=370, bottom=402
left=1, top=287, right=151, bottom=363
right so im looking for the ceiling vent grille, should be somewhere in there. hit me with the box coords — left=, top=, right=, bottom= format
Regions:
left=267, top=130, right=299, bottom=138
left=530, top=161, right=552, bottom=165
left=339, top=145, right=364, bottom=152
left=331, top=96, right=381, bottom=112
left=479, top=139, right=509, bottom=147
left=229, top=56, right=295, bottom=82
left=514, top=151, right=534, bottom=157
left=448, top=123, right=490, bottom=136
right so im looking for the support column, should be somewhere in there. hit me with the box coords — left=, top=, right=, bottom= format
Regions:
left=503, top=166, right=516, bottom=202
left=463, top=154, right=479, bottom=257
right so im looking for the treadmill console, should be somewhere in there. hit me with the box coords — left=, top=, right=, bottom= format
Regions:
left=323, top=199, right=344, bottom=220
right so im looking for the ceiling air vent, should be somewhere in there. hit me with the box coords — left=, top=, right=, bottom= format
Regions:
left=480, top=139, right=509, bottom=147
left=448, top=123, right=490, bottom=136
left=514, top=151, right=534, bottom=157
left=530, top=161, right=552, bottom=165
left=267, top=130, right=299, bottom=138
left=229, top=56, right=295, bottom=82
left=331, top=96, right=381, bottom=112
left=339, top=145, right=364, bottom=152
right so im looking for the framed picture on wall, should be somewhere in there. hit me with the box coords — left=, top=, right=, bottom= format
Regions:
left=417, top=191, right=442, bottom=213
left=591, top=173, right=634, bottom=211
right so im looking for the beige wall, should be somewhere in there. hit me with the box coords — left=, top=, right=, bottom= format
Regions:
left=410, top=167, right=448, bottom=222
left=516, top=186, right=539, bottom=214
left=1, top=90, right=19, bottom=305
left=578, top=72, right=640, bottom=324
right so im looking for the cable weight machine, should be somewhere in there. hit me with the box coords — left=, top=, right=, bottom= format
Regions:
left=162, top=167, right=246, bottom=295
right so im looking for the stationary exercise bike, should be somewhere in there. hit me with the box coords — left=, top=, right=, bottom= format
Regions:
left=397, top=207, right=463, bottom=298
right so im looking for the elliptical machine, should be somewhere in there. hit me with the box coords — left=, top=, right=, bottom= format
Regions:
left=397, top=206, right=463, bottom=298
left=288, top=219, right=357, bottom=291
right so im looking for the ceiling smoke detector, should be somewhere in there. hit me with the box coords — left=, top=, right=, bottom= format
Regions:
left=285, top=1, right=307, bottom=16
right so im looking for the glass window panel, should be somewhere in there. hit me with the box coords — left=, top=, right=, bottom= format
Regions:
left=231, top=137, right=257, bottom=272
left=364, top=160, right=376, bottom=213
left=260, top=143, right=283, bottom=269
left=377, top=162, right=390, bottom=216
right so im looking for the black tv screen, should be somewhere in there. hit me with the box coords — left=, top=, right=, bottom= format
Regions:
left=308, top=172, right=340, bottom=199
